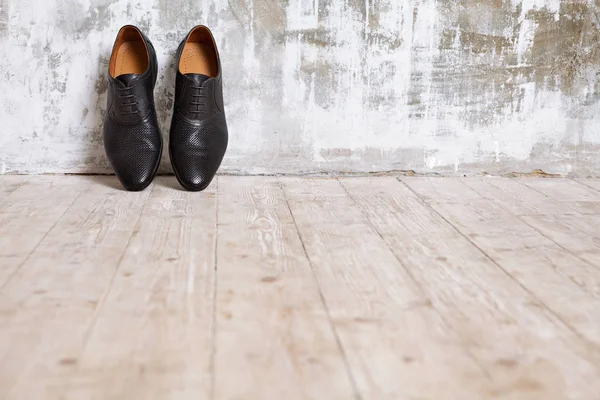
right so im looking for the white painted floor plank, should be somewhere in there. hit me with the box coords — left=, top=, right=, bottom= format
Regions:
left=459, top=177, right=597, bottom=216
left=575, top=179, right=600, bottom=193
left=1, top=175, right=600, bottom=400
left=343, top=177, right=600, bottom=399
left=0, top=176, right=89, bottom=287
left=0, top=176, right=150, bottom=399
left=0, top=175, right=29, bottom=204
left=460, top=178, right=600, bottom=295
left=520, top=179, right=600, bottom=214
left=522, top=179, right=600, bottom=201
left=214, top=177, right=355, bottom=400
left=62, top=177, right=216, bottom=400
left=280, top=177, right=491, bottom=400
left=519, top=214, right=600, bottom=269
left=402, top=178, right=600, bottom=350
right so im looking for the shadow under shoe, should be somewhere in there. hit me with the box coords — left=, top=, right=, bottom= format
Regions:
left=169, top=25, right=228, bottom=192
left=103, top=25, right=162, bottom=191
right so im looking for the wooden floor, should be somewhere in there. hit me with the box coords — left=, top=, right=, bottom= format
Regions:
left=1, top=175, right=600, bottom=399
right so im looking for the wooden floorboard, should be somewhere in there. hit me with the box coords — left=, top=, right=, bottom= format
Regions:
left=0, top=175, right=28, bottom=205
left=63, top=177, right=216, bottom=399
left=214, top=176, right=355, bottom=400
left=1, top=175, right=600, bottom=399
left=280, top=177, right=490, bottom=400
left=402, top=178, right=600, bottom=352
left=0, top=177, right=150, bottom=399
left=521, top=179, right=600, bottom=214
left=346, top=177, right=600, bottom=399
left=523, top=179, right=600, bottom=201
left=0, top=176, right=88, bottom=288
left=460, top=178, right=600, bottom=291
left=574, top=179, right=600, bottom=193
left=458, top=177, right=599, bottom=216
left=519, top=214, right=600, bottom=269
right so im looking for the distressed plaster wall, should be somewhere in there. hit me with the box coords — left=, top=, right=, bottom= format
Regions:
left=1, top=0, right=599, bottom=175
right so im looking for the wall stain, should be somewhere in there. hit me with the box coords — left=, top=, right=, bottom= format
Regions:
left=0, top=0, right=8, bottom=38
left=1, top=0, right=600, bottom=175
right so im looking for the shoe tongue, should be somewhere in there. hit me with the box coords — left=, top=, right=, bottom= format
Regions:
left=116, top=73, right=141, bottom=86
left=185, top=73, right=211, bottom=86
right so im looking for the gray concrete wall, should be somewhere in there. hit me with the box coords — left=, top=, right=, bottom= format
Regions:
left=1, top=0, right=599, bottom=176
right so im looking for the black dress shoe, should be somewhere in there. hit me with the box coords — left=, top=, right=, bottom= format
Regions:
left=169, top=26, right=228, bottom=192
left=103, top=25, right=162, bottom=191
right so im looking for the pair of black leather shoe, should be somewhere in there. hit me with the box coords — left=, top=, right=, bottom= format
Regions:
left=103, top=25, right=228, bottom=192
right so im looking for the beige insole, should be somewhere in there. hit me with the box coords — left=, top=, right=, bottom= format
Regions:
left=114, top=41, right=148, bottom=77
left=179, top=43, right=218, bottom=76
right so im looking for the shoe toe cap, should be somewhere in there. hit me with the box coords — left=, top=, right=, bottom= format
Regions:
left=171, top=148, right=222, bottom=192
left=175, top=164, right=216, bottom=192
left=109, top=150, right=161, bottom=191
left=118, top=173, right=155, bottom=191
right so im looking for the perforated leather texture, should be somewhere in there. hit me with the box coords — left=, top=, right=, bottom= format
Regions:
left=170, top=112, right=228, bottom=191
left=169, top=26, right=228, bottom=192
left=104, top=111, right=162, bottom=191
left=103, top=26, right=162, bottom=191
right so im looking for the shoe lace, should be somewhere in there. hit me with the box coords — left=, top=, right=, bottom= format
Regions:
left=189, top=85, right=207, bottom=117
left=118, top=86, right=139, bottom=116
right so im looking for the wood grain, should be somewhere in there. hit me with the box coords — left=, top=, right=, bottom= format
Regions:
left=345, top=176, right=600, bottom=399
left=0, top=176, right=88, bottom=288
left=63, top=177, right=216, bottom=399
left=520, top=179, right=600, bottom=215
left=0, top=175, right=28, bottom=204
left=214, top=176, right=355, bottom=400
left=0, top=176, right=150, bottom=399
left=403, top=178, right=600, bottom=351
left=522, top=179, right=600, bottom=201
left=280, top=177, right=490, bottom=400
left=2, top=175, right=600, bottom=400
left=459, top=177, right=595, bottom=216
left=460, top=177, right=600, bottom=294
left=575, top=179, right=600, bottom=193
left=519, top=214, right=600, bottom=269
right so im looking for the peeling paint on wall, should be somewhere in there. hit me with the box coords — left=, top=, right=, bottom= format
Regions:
left=0, top=0, right=599, bottom=175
